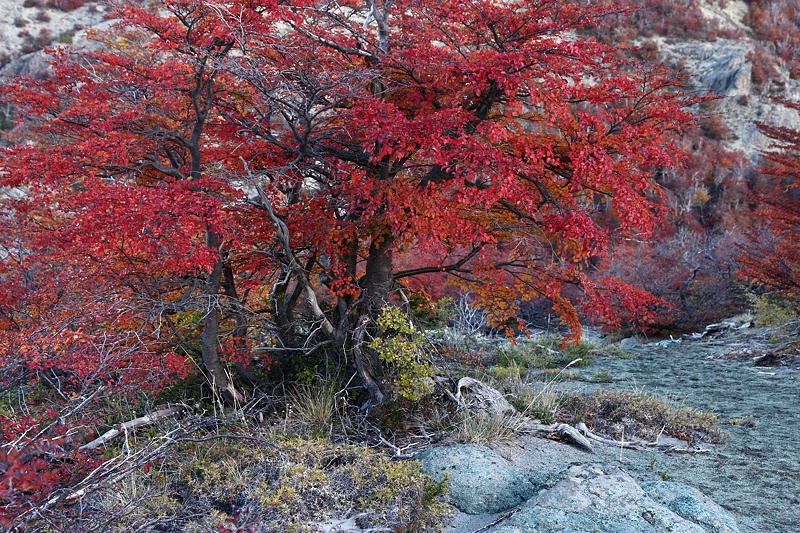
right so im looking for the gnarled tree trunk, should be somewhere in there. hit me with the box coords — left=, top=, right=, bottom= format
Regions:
left=200, top=231, right=245, bottom=404
left=352, top=232, right=396, bottom=405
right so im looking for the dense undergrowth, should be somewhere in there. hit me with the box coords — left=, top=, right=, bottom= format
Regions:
left=1, top=316, right=749, bottom=531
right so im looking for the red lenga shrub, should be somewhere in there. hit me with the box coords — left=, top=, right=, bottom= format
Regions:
left=738, top=100, right=800, bottom=303
left=0, top=412, right=99, bottom=527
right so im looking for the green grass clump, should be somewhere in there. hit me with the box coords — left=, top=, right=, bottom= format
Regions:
left=287, top=382, right=343, bottom=437
left=451, top=411, right=527, bottom=444
left=494, top=336, right=597, bottom=374
left=588, top=369, right=613, bottom=383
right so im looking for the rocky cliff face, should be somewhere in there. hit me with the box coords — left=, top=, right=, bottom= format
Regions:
left=0, top=1, right=106, bottom=73
left=652, top=0, right=800, bottom=159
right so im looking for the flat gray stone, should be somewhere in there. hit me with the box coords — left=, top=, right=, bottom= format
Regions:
left=619, top=337, right=641, bottom=350
left=494, top=464, right=709, bottom=533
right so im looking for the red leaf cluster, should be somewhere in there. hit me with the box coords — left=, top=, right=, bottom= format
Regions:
left=738, top=100, right=800, bottom=301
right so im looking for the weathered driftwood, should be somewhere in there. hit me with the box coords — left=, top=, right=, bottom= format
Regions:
left=81, top=405, right=186, bottom=450
left=455, top=376, right=517, bottom=416
left=519, top=420, right=594, bottom=453
left=574, top=422, right=710, bottom=454
left=575, top=422, right=644, bottom=449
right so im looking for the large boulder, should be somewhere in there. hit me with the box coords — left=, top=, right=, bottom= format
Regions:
left=494, top=464, right=738, bottom=533
left=416, top=444, right=535, bottom=515
left=642, top=481, right=740, bottom=533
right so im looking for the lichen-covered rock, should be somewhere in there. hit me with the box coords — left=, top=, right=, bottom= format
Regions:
left=494, top=464, right=729, bottom=533
left=416, top=444, right=535, bottom=514
left=642, top=481, right=740, bottom=533
left=618, top=337, right=641, bottom=350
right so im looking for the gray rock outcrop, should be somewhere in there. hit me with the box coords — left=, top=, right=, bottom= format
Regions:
left=656, top=37, right=800, bottom=159
left=493, top=464, right=739, bottom=533
left=642, top=481, right=741, bottom=533
left=416, top=444, right=535, bottom=515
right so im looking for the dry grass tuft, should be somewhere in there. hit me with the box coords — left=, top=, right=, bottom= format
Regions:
left=451, top=410, right=527, bottom=444
left=288, top=382, right=342, bottom=435
left=562, top=389, right=728, bottom=444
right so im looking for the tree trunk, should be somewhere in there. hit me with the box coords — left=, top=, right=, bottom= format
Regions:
left=200, top=231, right=245, bottom=404
left=222, top=264, right=261, bottom=385
left=360, top=233, right=395, bottom=311
left=353, top=232, right=396, bottom=405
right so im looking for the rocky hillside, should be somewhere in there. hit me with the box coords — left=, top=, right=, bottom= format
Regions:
left=0, top=1, right=106, bottom=73
left=655, top=0, right=800, bottom=158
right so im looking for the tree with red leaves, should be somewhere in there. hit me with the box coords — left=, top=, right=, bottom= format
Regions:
left=1, top=0, right=697, bottom=409
left=739, top=100, right=800, bottom=304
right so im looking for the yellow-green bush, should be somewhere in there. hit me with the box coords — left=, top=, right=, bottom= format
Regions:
left=750, top=293, right=798, bottom=327
left=370, top=307, right=434, bottom=401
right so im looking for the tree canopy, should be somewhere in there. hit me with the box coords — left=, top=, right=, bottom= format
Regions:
left=0, top=0, right=697, bottom=405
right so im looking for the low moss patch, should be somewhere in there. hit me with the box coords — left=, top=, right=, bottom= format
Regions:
left=723, top=415, right=757, bottom=427
left=94, top=436, right=446, bottom=532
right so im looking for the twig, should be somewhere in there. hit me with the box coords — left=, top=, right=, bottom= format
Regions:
left=471, top=507, right=521, bottom=533
left=376, top=435, right=418, bottom=459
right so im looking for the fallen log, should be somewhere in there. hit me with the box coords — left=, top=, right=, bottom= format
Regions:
left=81, top=405, right=186, bottom=450
left=574, top=422, right=711, bottom=454
left=520, top=420, right=594, bottom=453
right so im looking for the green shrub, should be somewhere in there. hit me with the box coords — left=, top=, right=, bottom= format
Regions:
left=370, top=307, right=434, bottom=401
left=750, top=293, right=798, bottom=327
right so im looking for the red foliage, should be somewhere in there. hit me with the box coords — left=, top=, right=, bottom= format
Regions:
left=738, top=100, right=800, bottom=302
left=574, top=0, right=742, bottom=45
left=593, top=120, right=756, bottom=332
left=22, top=0, right=92, bottom=11
left=46, top=0, right=93, bottom=10
left=0, top=411, right=99, bottom=526
left=0, top=0, right=721, bottom=515
left=744, top=0, right=800, bottom=80
left=1, top=0, right=697, bottom=404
